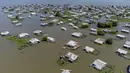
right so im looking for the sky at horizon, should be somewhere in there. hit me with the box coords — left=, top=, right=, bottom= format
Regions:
left=1, top=0, right=130, bottom=5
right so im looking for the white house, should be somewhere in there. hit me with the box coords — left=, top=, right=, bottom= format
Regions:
left=29, top=38, right=40, bottom=44
left=12, top=20, right=19, bottom=24
left=28, top=15, right=31, bottom=18
left=18, top=33, right=30, bottom=38
left=90, top=59, right=107, bottom=70
left=31, top=12, right=36, bottom=15
left=73, top=25, right=79, bottom=29
left=123, top=41, right=130, bottom=48
left=84, top=46, right=95, bottom=53
left=90, top=28, right=97, bottom=32
left=7, top=15, right=13, bottom=18
left=65, top=52, right=78, bottom=62
left=124, top=24, right=130, bottom=28
left=121, top=29, right=129, bottom=33
left=95, top=38, right=105, bottom=45
left=33, top=30, right=42, bottom=35
left=0, top=31, right=10, bottom=36
left=90, top=31, right=97, bottom=35
left=15, top=23, right=22, bottom=26
left=116, top=48, right=128, bottom=55
left=65, top=40, right=80, bottom=49
left=61, top=69, right=71, bottom=73
left=47, top=37, right=55, bottom=42
left=68, top=23, right=74, bottom=26
left=19, top=16, right=24, bottom=20
left=40, top=18, right=46, bottom=21
left=116, top=34, right=126, bottom=39
left=61, top=27, right=67, bottom=31
left=71, top=32, right=83, bottom=38
left=58, top=21, right=64, bottom=25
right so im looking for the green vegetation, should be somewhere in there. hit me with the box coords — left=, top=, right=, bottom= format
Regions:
left=54, top=11, right=61, bottom=17
left=7, top=36, right=29, bottom=50
left=105, top=38, right=113, bottom=45
left=9, top=15, right=23, bottom=22
left=48, top=22, right=55, bottom=26
left=108, top=30, right=118, bottom=34
left=97, top=29, right=105, bottom=36
left=111, top=16, right=130, bottom=22
left=79, top=23, right=89, bottom=29
left=8, top=8, right=14, bottom=12
left=97, top=22, right=112, bottom=28
left=22, top=11, right=29, bottom=14
left=57, top=57, right=68, bottom=66
left=41, top=36, right=47, bottom=41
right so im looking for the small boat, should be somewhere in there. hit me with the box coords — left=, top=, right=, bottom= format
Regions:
left=127, top=65, right=130, bottom=73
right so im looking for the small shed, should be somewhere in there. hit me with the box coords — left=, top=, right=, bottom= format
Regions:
left=31, top=12, right=36, bottom=15
left=33, top=30, right=42, bottom=35
left=29, top=38, right=40, bottom=44
left=90, top=28, right=97, bottom=32
left=125, top=24, right=130, bottom=28
left=47, top=37, right=55, bottom=42
left=116, top=48, right=128, bottom=55
left=0, top=31, right=10, bottom=36
left=95, top=38, right=105, bottom=45
left=12, top=20, right=19, bottom=24
left=61, top=27, right=67, bottom=31
left=116, top=34, right=126, bottom=39
left=71, top=32, right=83, bottom=38
left=121, top=29, right=129, bottom=33
left=18, top=33, right=30, bottom=38
left=61, top=69, right=71, bottom=73
left=84, top=46, right=95, bottom=53
left=90, top=59, right=107, bottom=70
left=15, top=23, right=22, bottom=26
left=65, top=40, right=78, bottom=47
left=123, top=41, right=130, bottom=48
left=41, top=23, right=48, bottom=26
left=65, top=52, right=78, bottom=62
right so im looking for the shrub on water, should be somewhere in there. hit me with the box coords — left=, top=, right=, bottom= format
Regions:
left=97, top=29, right=105, bottom=36
left=105, top=38, right=113, bottom=45
left=41, top=36, right=47, bottom=41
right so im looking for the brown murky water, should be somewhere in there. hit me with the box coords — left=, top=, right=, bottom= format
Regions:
left=0, top=8, right=130, bottom=73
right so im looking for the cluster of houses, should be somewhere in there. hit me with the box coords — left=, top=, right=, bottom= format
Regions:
left=0, top=30, right=56, bottom=44
left=2, top=4, right=130, bottom=73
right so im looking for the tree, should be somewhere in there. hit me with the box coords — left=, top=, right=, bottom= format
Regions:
left=105, top=38, right=113, bottom=45
left=97, top=29, right=105, bottom=36
left=48, top=22, right=54, bottom=26
left=111, top=21, right=118, bottom=27
left=15, top=15, right=19, bottom=19
left=80, top=23, right=89, bottom=28
left=55, top=11, right=61, bottom=17
left=41, top=36, right=47, bottom=41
